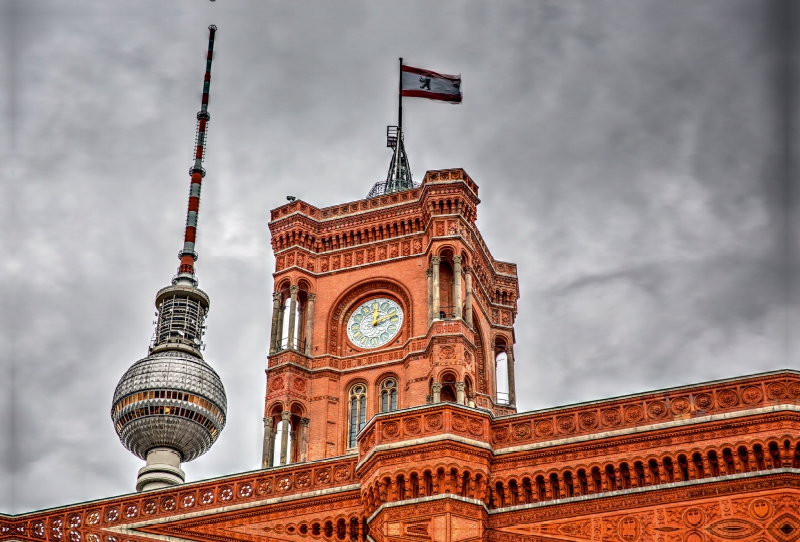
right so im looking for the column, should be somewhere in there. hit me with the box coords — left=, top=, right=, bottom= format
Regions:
left=299, top=417, right=310, bottom=462
left=613, top=467, right=623, bottom=490
left=275, top=294, right=285, bottom=351
left=687, top=459, right=698, bottom=480
left=658, top=460, right=668, bottom=481
left=455, top=382, right=466, bottom=405
left=269, top=292, right=281, bottom=354
left=289, top=425, right=298, bottom=463
left=304, top=293, right=316, bottom=356
left=781, top=443, right=793, bottom=467
left=453, top=255, right=463, bottom=319
left=477, top=478, right=487, bottom=503
left=261, top=417, right=275, bottom=468
left=716, top=453, right=728, bottom=475
left=701, top=454, right=713, bottom=478
left=600, top=469, right=609, bottom=492
left=432, top=383, right=442, bottom=403
left=286, top=285, right=299, bottom=350
left=426, top=269, right=433, bottom=323
left=747, top=447, right=758, bottom=472
left=464, top=268, right=473, bottom=328
left=673, top=460, right=684, bottom=481
left=296, top=306, right=304, bottom=352
left=467, top=392, right=476, bottom=408
left=587, top=472, right=597, bottom=494
left=572, top=476, right=582, bottom=497
left=506, top=347, right=517, bottom=406
left=279, top=411, right=291, bottom=465
left=431, top=256, right=441, bottom=318
left=763, top=449, right=774, bottom=469
left=732, top=450, right=743, bottom=473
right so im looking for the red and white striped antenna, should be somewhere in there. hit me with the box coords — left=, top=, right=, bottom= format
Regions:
left=176, top=24, right=217, bottom=285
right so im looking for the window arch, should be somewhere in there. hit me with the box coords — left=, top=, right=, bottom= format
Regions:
left=348, top=383, right=368, bottom=448
left=380, top=378, right=398, bottom=412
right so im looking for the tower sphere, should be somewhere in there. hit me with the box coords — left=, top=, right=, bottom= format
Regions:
left=111, top=350, right=227, bottom=462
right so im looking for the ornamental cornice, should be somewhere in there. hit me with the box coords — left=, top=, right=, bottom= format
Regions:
left=357, top=438, right=493, bottom=480
left=491, top=405, right=800, bottom=458
left=269, top=188, right=424, bottom=227
left=421, top=169, right=480, bottom=199
left=0, top=456, right=362, bottom=541
left=130, top=488, right=362, bottom=533
left=491, top=411, right=800, bottom=474
left=488, top=372, right=800, bottom=449
left=273, top=234, right=427, bottom=275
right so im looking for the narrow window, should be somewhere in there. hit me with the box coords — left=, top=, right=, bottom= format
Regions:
left=348, top=384, right=368, bottom=448
left=380, top=378, right=398, bottom=412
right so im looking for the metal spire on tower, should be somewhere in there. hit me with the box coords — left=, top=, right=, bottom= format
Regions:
left=384, top=127, right=414, bottom=193
left=366, top=57, right=418, bottom=198
left=176, top=24, right=216, bottom=285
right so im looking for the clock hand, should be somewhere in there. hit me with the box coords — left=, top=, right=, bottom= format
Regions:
left=374, top=314, right=394, bottom=326
left=372, top=307, right=379, bottom=326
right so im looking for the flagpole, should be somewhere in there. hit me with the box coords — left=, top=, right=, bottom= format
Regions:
left=398, top=57, right=403, bottom=135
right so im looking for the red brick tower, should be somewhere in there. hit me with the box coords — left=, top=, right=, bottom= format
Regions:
left=262, top=168, right=520, bottom=468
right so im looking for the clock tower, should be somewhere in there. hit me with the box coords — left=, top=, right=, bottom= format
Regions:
left=262, top=168, right=519, bottom=468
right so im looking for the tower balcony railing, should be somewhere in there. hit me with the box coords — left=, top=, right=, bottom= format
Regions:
left=276, top=337, right=304, bottom=351
left=435, top=305, right=457, bottom=320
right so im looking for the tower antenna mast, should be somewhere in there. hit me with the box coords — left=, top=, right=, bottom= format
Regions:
left=177, top=24, right=217, bottom=285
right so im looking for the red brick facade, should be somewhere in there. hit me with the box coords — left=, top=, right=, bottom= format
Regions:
left=2, top=169, right=798, bottom=542
left=262, top=169, right=519, bottom=466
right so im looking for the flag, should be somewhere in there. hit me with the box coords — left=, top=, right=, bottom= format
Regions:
left=401, top=65, right=462, bottom=103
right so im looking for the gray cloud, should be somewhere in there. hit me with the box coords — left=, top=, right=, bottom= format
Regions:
left=1, top=0, right=795, bottom=513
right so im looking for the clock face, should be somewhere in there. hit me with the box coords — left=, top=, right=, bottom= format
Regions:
left=346, top=298, right=404, bottom=349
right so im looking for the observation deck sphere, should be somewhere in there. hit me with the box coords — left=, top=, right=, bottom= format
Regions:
left=111, top=350, right=227, bottom=462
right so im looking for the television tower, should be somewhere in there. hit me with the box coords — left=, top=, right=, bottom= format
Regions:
left=111, top=25, right=227, bottom=492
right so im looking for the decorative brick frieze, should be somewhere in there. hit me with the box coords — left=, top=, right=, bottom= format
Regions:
left=490, top=371, right=800, bottom=450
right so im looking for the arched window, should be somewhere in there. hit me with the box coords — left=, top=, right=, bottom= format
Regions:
left=495, top=338, right=510, bottom=405
left=348, top=384, right=367, bottom=448
left=380, top=378, right=398, bottom=412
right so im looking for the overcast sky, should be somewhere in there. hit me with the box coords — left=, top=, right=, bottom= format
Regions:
left=1, top=0, right=796, bottom=514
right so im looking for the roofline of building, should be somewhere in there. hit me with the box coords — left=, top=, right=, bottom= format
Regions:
left=499, top=368, right=799, bottom=421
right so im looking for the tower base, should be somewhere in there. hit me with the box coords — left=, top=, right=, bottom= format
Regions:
left=136, top=447, right=185, bottom=492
